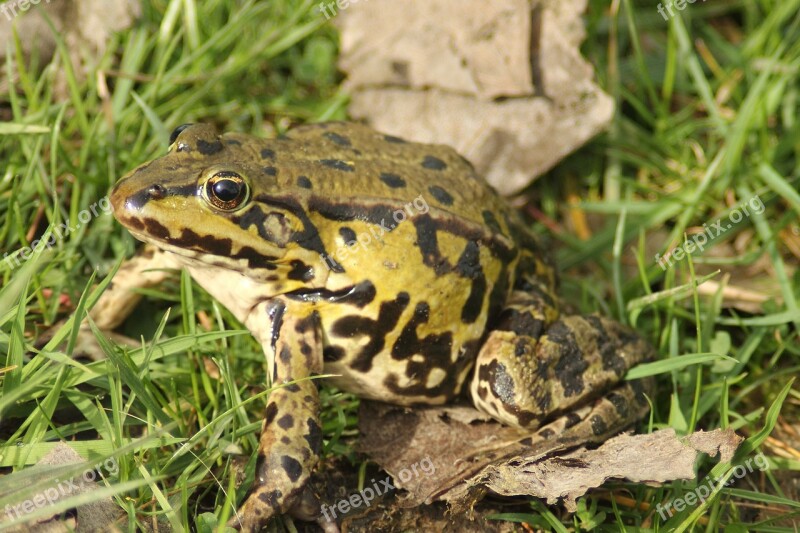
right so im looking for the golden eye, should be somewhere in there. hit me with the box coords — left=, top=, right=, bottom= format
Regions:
left=204, top=172, right=249, bottom=211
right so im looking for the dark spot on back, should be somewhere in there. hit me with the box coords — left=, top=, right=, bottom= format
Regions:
left=422, top=155, right=447, bottom=170
left=384, top=134, right=406, bottom=144
left=429, top=185, right=454, bottom=206
left=197, top=139, right=223, bottom=155
left=321, top=159, right=354, bottom=172
left=380, top=172, right=406, bottom=188
left=323, top=131, right=351, bottom=146
left=261, top=148, right=275, bottom=159
left=297, top=175, right=312, bottom=189
left=428, top=185, right=453, bottom=205
left=263, top=166, right=278, bottom=176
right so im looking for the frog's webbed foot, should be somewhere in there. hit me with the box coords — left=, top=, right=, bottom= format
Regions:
left=470, top=287, right=655, bottom=441
left=229, top=300, right=324, bottom=532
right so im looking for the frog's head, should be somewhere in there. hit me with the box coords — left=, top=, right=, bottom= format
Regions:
left=111, top=123, right=312, bottom=275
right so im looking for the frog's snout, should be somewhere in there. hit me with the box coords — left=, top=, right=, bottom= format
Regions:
left=110, top=177, right=166, bottom=217
left=109, top=179, right=126, bottom=216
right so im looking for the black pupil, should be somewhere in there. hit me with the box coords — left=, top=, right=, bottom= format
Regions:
left=212, top=179, right=241, bottom=202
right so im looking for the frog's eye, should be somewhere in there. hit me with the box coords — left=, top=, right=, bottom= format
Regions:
left=203, top=172, right=249, bottom=211
left=169, top=123, right=193, bottom=145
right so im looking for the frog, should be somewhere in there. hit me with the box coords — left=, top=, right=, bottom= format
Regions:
left=101, top=121, right=655, bottom=531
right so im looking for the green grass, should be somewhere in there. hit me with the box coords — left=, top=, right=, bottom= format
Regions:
left=1, top=0, right=799, bottom=530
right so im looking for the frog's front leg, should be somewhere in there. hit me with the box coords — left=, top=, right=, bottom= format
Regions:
left=471, top=288, right=655, bottom=440
left=90, top=244, right=183, bottom=329
left=233, top=299, right=324, bottom=532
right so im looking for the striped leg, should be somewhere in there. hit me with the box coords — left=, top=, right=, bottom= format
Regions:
left=232, top=299, right=324, bottom=532
left=471, top=289, right=654, bottom=438
left=90, top=244, right=182, bottom=329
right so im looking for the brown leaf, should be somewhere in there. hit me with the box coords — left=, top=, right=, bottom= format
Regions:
left=358, top=401, right=743, bottom=513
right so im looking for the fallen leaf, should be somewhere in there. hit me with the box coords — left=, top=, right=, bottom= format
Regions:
left=358, top=401, right=743, bottom=514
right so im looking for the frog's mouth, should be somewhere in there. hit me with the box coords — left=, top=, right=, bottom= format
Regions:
left=110, top=177, right=285, bottom=272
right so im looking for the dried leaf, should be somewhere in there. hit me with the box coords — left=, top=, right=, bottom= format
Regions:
left=358, top=401, right=743, bottom=514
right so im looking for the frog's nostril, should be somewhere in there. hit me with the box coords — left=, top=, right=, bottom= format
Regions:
left=147, top=184, right=166, bottom=199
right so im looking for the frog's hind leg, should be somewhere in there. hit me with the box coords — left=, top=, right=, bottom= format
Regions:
left=470, top=290, right=655, bottom=441
left=232, top=299, right=325, bottom=532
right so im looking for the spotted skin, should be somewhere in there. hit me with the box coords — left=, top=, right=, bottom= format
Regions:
left=105, top=122, right=655, bottom=531
left=234, top=299, right=323, bottom=530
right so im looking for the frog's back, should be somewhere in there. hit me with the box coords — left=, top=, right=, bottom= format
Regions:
left=235, top=122, right=508, bottom=230
left=221, top=122, right=549, bottom=404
